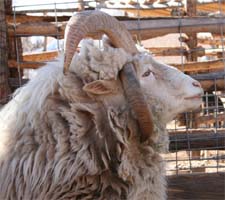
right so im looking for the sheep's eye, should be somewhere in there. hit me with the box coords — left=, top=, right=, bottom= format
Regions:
left=142, top=69, right=152, bottom=77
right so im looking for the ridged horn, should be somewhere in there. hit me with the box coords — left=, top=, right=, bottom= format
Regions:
left=120, top=63, right=153, bottom=142
left=63, top=10, right=137, bottom=72
left=63, top=10, right=153, bottom=142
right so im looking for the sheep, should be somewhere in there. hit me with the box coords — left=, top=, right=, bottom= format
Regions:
left=0, top=11, right=203, bottom=200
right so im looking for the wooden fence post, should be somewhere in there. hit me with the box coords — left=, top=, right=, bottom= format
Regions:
left=0, top=0, right=11, bottom=104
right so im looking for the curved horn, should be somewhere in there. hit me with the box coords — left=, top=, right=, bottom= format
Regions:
left=64, top=10, right=153, bottom=142
left=120, top=63, right=153, bottom=142
left=64, top=10, right=138, bottom=72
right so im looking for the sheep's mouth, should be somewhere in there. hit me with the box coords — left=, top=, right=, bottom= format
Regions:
left=184, top=94, right=202, bottom=100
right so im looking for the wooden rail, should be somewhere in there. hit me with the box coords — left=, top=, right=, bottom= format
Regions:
left=6, top=14, right=70, bottom=23
left=201, top=79, right=225, bottom=92
left=23, top=50, right=58, bottom=62
left=168, top=173, right=225, bottom=200
left=7, top=17, right=225, bottom=40
left=169, top=129, right=225, bottom=152
left=8, top=51, right=59, bottom=68
left=140, top=47, right=223, bottom=57
left=8, top=60, right=45, bottom=69
left=173, top=58, right=225, bottom=73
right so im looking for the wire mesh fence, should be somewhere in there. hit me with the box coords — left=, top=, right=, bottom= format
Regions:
left=166, top=0, right=225, bottom=175
left=1, top=0, right=225, bottom=176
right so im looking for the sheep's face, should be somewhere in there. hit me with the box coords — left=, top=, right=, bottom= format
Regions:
left=136, top=53, right=203, bottom=122
left=71, top=40, right=203, bottom=123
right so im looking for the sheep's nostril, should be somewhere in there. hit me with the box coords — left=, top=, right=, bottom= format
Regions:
left=192, top=81, right=201, bottom=88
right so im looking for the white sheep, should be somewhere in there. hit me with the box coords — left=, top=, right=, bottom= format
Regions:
left=0, top=11, right=203, bottom=200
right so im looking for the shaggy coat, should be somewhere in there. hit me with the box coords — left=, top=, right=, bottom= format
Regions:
left=0, top=40, right=199, bottom=200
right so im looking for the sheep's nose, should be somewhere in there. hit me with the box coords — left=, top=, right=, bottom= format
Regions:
left=192, top=81, right=201, bottom=88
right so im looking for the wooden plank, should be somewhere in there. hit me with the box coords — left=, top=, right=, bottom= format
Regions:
left=6, top=14, right=70, bottom=23
left=23, top=51, right=59, bottom=62
left=148, top=47, right=222, bottom=57
left=192, top=71, right=225, bottom=92
left=168, top=173, right=225, bottom=200
left=121, top=8, right=174, bottom=17
left=197, top=2, right=225, bottom=13
left=8, top=60, right=45, bottom=69
left=199, top=79, right=225, bottom=92
left=173, top=59, right=225, bottom=73
left=191, top=71, right=225, bottom=80
left=12, top=7, right=95, bottom=15
left=7, top=17, right=225, bottom=40
left=148, top=47, right=187, bottom=56
left=8, top=21, right=67, bottom=38
left=126, top=17, right=225, bottom=39
left=6, top=14, right=181, bottom=24
left=169, top=129, right=225, bottom=152
left=185, top=0, right=198, bottom=62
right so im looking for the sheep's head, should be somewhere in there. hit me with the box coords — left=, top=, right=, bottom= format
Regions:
left=63, top=10, right=203, bottom=143
left=135, top=52, right=203, bottom=123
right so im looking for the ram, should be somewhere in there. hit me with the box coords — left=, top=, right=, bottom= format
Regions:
left=0, top=11, right=203, bottom=200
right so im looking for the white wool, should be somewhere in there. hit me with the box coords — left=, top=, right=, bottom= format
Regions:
left=69, top=39, right=132, bottom=81
left=0, top=58, right=63, bottom=132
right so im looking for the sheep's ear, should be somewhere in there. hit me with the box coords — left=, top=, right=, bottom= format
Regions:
left=83, top=80, right=117, bottom=95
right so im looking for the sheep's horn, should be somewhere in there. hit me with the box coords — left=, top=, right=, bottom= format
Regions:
left=63, top=10, right=138, bottom=72
left=120, top=63, right=154, bottom=142
left=64, top=10, right=153, bottom=142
